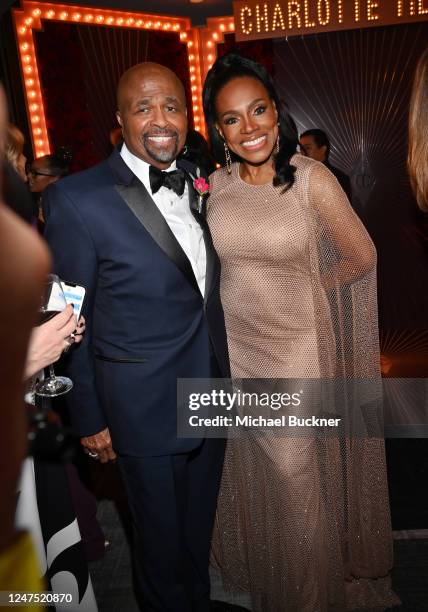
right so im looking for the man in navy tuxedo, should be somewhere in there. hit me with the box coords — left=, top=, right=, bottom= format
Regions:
left=44, top=63, right=230, bottom=612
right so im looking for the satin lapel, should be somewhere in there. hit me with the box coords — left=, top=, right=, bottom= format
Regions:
left=115, top=178, right=200, bottom=295
left=184, top=174, right=217, bottom=304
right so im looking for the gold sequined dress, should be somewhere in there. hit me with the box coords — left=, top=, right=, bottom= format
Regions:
left=207, top=155, right=399, bottom=611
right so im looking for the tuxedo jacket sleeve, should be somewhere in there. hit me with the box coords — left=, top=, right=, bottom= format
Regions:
left=44, top=183, right=107, bottom=436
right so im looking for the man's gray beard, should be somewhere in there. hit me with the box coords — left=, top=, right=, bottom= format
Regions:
left=143, top=135, right=179, bottom=164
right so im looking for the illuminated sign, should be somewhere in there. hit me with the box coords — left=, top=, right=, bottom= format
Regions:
left=233, top=0, right=428, bottom=41
left=14, top=1, right=206, bottom=157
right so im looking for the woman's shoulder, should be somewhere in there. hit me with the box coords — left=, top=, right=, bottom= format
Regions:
left=208, top=163, right=238, bottom=196
left=291, top=154, right=334, bottom=189
left=291, top=152, right=319, bottom=172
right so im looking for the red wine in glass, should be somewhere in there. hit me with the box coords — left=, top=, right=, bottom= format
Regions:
left=35, top=274, right=73, bottom=397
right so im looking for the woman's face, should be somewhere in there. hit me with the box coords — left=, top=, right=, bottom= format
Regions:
left=27, top=158, right=59, bottom=193
left=215, top=76, right=278, bottom=166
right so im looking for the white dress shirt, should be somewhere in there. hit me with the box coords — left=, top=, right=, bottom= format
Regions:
left=120, top=143, right=206, bottom=296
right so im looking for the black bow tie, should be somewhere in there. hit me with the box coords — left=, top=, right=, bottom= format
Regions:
left=149, top=165, right=186, bottom=197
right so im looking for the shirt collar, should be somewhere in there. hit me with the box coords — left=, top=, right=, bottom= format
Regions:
left=120, top=142, right=176, bottom=180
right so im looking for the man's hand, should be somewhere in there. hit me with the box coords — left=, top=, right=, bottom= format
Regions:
left=81, top=427, right=117, bottom=463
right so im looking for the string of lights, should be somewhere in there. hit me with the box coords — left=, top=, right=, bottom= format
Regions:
left=13, top=1, right=231, bottom=156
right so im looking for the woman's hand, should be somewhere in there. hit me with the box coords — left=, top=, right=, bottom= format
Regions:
left=25, top=304, right=84, bottom=379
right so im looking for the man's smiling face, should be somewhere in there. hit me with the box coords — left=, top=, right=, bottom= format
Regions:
left=116, top=64, right=188, bottom=170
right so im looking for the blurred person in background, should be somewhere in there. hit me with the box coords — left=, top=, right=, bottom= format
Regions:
left=2, top=123, right=35, bottom=224
left=27, top=148, right=72, bottom=230
left=408, top=46, right=428, bottom=212
left=27, top=148, right=72, bottom=194
left=5, top=123, right=27, bottom=181
left=300, top=128, right=352, bottom=202
left=0, top=82, right=50, bottom=606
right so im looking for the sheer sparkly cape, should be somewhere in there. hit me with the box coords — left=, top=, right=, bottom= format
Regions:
left=206, top=155, right=399, bottom=611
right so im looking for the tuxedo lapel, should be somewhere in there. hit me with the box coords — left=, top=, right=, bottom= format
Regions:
left=179, top=164, right=217, bottom=305
left=109, top=150, right=200, bottom=295
left=192, top=206, right=217, bottom=305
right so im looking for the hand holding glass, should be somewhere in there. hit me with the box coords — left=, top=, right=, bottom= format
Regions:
left=34, top=274, right=74, bottom=397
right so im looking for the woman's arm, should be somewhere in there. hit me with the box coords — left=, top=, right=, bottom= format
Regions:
left=307, top=162, right=376, bottom=288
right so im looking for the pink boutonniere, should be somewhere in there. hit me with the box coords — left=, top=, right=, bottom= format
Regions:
left=192, top=174, right=210, bottom=213
left=193, top=177, right=210, bottom=196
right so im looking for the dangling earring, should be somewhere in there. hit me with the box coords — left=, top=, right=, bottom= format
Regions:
left=275, top=122, right=280, bottom=154
left=182, top=145, right=188, bottom=156
left=224, top=142, right=232, bottom=174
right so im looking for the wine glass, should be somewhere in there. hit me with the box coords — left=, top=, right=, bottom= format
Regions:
left=34, top=274, right=74, bottom=397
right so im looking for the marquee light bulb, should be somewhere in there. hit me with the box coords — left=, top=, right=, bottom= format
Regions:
left=17, top=6, right=203, bottom=147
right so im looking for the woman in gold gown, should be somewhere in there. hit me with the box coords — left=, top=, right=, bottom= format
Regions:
left=203, top=54, right=399, bottom=611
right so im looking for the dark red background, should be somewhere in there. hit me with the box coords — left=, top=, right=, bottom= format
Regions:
left=35, top=21, right=192, bottom=172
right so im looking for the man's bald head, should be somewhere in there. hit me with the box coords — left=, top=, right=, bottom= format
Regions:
left=115, top=62, right=188, bottom=169
left=117, top=63, right=185, bottom=112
